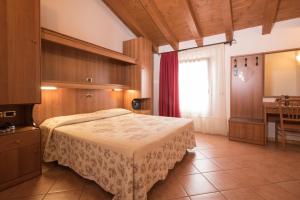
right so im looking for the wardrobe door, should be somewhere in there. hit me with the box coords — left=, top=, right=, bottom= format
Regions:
left=0, top=0, right=41, bottom=104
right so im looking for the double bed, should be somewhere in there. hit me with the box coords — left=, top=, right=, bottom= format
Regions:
left=40, top=108, right=195, bottom=200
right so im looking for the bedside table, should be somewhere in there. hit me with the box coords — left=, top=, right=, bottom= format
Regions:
left=0, top=126, right=41, bottom=191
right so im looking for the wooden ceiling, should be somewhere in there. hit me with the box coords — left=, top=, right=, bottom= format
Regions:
left=103, top=0, right=300, bottom=50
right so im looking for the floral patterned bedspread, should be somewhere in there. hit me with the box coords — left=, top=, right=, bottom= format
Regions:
left=40, top=108, right=195, bottom=200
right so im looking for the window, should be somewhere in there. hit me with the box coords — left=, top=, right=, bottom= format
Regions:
left=179, top=59, right=210, bottom=117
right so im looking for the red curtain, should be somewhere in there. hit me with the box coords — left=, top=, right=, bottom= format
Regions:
left=159, top=51, right=180, bottom=117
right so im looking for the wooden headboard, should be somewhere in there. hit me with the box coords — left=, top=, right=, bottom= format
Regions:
left=33, top=89, right=124, bottom=125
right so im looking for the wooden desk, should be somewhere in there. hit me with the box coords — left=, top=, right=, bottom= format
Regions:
left=264, top=102, right=280, bottom=142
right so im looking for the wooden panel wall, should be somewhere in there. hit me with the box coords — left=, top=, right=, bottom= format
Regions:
left=33, top=89, right=123, bottom=125
left=42, top=41, right=128, bottom=85
left=230, top=54, right=264, bottom=120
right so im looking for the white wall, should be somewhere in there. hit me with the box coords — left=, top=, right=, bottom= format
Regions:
left=154, top=18, right=300, bottom=137
left=41, top=0, right=135, bottom=53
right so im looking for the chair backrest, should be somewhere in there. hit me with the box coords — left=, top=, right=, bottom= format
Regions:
left=279, top=99, right=300, bottom=127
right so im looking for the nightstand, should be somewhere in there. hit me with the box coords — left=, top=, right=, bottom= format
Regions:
left=0, top=126, right=41, bottom=191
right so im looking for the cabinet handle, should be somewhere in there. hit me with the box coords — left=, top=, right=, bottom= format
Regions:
left=31, top=40, right=37, bottom=44
left=86, top=77, right=93, bottom=83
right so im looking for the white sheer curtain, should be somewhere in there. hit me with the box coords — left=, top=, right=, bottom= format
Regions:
left=178, top=44, right=227, bottom=135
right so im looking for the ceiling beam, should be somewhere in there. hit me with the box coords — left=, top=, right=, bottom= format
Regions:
left=139, top=0, right=179, bottom=50
left=183, top=0, right=203, bottom=47
left=222, top=0, right=234, bottom=41
left=262, top=0, right=281, bottom=34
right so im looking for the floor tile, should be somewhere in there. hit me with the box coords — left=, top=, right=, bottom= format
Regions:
left=253, top=184, right=299, bottom=200
left=80, top=183, right=112, bottom=200
left=221, top=188, right=264, bottom=200
left=210, top=157, right=244, bottom=170
left=177, top=174, right=218, bottom=196
left=186, top=148, right=207, bottom=160
left=43, top=190, right=82, bottom=200
left=174, top=197, right=190, bottom=200
left=225, top=168, right=270, bottom=186
left=252, top=164, right=295, bottom=183
left=10, top=194, right=45, bottom=200
left=173, top=161, right=200, bottom=176
left=48, top=170, right=87, bottom=193
left=148, top=176, right=187, bottom=200
left=276, top=180, right=300, bottom=198
left=8, top=176, right=56, bottom=199
left=190, top=192, right=226, bottom=200
left=203, top=171, right=248, bottom=191
left=193, top=159, right=221, bottom=173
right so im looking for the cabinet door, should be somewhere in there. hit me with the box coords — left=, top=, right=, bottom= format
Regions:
left=0, top=149, right=19, bottom=184
left=19, top=144, right=41, bottom=175
left=230, top=55, right=264, bottom=119
left=140, top=39, right=153, bottom=98
left=0, top=0, right=40, bottom=104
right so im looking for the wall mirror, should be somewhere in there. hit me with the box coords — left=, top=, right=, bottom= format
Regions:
left=264, top=49, right=300, bottom=97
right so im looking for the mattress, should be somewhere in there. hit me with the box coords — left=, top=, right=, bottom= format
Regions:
left=40, top=108, right=195, bottom=200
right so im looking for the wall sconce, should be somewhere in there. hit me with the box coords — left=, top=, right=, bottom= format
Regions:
left=296, top=51, right=300, bottom=63
left=41, top=86, right=57, bottom=90
left=113, top=88, right=123, bottom=92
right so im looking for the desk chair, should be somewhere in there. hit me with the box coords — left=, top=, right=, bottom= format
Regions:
left=276, top=99, right=300, bottom=148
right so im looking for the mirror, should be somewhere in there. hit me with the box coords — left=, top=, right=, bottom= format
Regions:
left=264, top=50, right=300, bottom=96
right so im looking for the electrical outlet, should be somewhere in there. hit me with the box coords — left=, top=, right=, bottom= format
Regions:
left=3, top=111, right=16, bottom=118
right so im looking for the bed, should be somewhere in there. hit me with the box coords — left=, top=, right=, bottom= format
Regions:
left=40, top=108, right=195, bottom=200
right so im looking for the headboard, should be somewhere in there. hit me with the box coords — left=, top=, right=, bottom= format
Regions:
left=33, top=88, right=124, bottom=125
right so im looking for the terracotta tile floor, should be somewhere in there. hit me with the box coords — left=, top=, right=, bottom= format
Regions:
left=1, top=133, right=300, bottom=200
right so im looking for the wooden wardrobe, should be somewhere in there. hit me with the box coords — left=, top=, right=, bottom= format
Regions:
left=123, top=37, right=153, bottom=114
left=229, top=54, right=266, bottom=145
left=0, top=0, right=42, bottom=190
left=0, top=0, right=41, bottom=105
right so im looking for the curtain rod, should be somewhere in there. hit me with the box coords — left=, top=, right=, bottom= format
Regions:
left=158, top=39, right=235, bottom=55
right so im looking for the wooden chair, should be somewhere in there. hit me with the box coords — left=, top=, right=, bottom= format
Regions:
left=276, top=99, right=300, bottom=148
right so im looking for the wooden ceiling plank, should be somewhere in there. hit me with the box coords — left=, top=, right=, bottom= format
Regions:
left=152, top=43, right=159, bottom=54
left=103, top=0, right=159, bottom=51
left=184, top=0, right=203, bottom=47
left=139, top=0, right=179, bottom=50
left=222, top=0, right=234, bottom=41
left=103, top=0, right=148, bottom=38
left=262, top=0, right=281, bottom=34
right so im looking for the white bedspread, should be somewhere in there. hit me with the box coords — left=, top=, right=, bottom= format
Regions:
left=40, top=108, right=195, bottom=200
